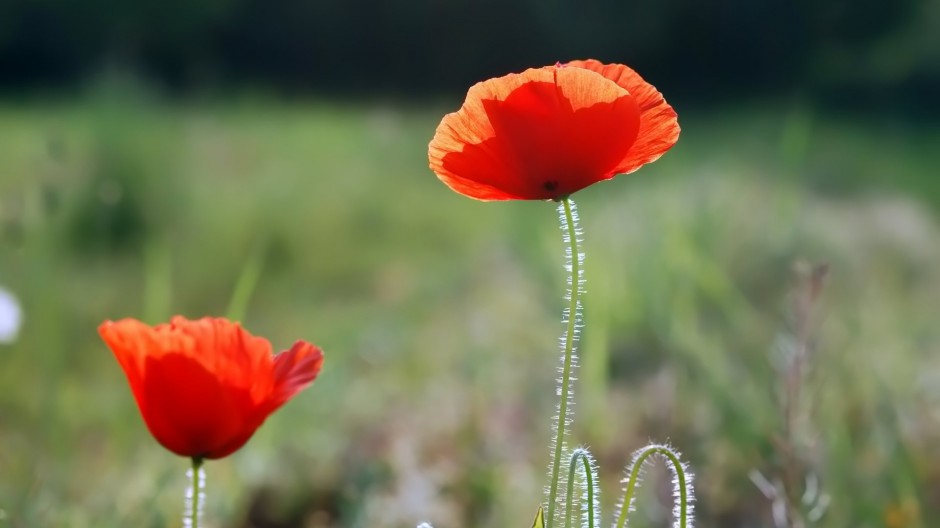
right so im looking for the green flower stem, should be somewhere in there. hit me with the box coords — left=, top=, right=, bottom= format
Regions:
left=615, top=446, right=691, bottom=528
left=547, top=197, right=581, bottom=528
left=565, top=449, right=596, bottom=528
left=186, top=457, right=205, bottom=528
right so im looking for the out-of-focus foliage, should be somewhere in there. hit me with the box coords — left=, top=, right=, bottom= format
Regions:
left=1, top=0, right=938, bottom=109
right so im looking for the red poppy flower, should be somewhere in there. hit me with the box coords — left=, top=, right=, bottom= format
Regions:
left=99, top=316, right=324, bottom=460
left=428, top=59, right=679, bottom=201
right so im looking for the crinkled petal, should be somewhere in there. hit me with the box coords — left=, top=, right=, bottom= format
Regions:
left=429, top=66, right=641, bottom=200
left=270, top=341, right=324, bottom=408
left=568, top=59, right=680, bottom=175
left=159, top=316, right=275, bottom=400
left=99, top=316, right=323, bottom=460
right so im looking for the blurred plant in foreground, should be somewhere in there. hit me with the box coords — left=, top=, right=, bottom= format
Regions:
left=749, top=262, right=831, bottom=528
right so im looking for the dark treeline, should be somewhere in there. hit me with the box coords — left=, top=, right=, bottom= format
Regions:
left=1, top=0, right=936, bottom=109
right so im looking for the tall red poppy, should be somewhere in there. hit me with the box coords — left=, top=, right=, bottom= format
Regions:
left=99, top=316, right=324, bottom=460
left=428, top=59, right=679, bottom=201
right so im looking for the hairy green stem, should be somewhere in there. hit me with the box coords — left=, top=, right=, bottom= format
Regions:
left=547, top=197, right=581, bottom=528
left=565, top=449, right=597, bottom=528
left=185, top=457, right=205, bottom=528
left=615, top=445, right=692, bottom=528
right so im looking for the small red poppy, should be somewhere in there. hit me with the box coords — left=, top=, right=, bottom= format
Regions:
left=99, top=316, right=324, bottom=459
left=428, top=59, right=679, bottom=201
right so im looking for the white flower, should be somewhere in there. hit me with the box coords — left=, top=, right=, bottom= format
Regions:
left=0, top=286, right=22, bottom=344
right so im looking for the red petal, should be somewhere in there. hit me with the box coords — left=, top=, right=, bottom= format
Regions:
left=429, top=66, right=641, bottom=200
left=99, top=316, right=321, bottom=459
left=270, top=341, right=324, bottom=408
left=139, top=352, right=257, bottom=458
left=162, top=316, right=276, bottom=398
left=204, top=340, right=322, bottom=459
left=99, top=319, right=183, bottom=422
left=568, top=59, right=680, bottom=175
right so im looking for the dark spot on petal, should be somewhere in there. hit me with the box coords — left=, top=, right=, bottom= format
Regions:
left=542, top=180, right=558, bottom=192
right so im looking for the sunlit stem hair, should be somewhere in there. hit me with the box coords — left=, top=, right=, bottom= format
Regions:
left=565, top=447, right=599, bottom=528
left=546, top=197, right=585, bottom=528
left=614, top=443, right=695, bottom=528
left=183, top=458, right=206, bottom=528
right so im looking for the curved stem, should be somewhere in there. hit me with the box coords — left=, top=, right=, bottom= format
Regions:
left=547, top=197, right=582, bottom=528
left=565, top=448, right=597, bottom=528
left=615, top=445, right=693, bottom=528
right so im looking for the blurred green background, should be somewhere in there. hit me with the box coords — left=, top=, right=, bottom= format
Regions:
left=2, top=1, right=940, bottom=527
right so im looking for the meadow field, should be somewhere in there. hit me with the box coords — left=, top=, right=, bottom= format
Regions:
left=1, top=89, right=939, bottom=527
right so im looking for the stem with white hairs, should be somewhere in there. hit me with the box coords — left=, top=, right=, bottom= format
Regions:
left=546, top=197, right=584, bottom=528
left=614, top=444, right=695, bottom=528
left=565, top=447, right=599, bottom=528
left=183, top=457, right=205, bottom=528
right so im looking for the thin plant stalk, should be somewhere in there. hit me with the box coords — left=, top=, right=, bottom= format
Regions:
left=184, top=457, right=205, bottom=528
left=547, top=197, right=583, bottom=528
